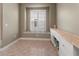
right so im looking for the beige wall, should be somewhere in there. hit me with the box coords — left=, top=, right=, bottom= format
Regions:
left=1, top=3, right=19, bottom=47
left=0, top=4, right=2, bottom=47
left=19, top=3, right=56, bottom=34
left=57, top=4, right=79, bottom=35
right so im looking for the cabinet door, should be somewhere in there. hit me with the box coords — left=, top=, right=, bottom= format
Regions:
left=73, top=46, right=79, bottom=56
left=59, top=39, right=73, bottom=56
left=59, top=41, right=66, bottom=56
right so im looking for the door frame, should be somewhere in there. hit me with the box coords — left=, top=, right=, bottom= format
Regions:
left=0, top=4, right=2, bottom=48
left=26, top=7, right=49, bottom=32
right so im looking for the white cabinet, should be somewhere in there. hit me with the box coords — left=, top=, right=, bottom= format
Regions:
left=50, top=29, right=74, bottom=56
left=59, top=39, right=73, bottom=56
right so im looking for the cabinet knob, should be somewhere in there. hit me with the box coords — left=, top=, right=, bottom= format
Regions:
left=62, top=45, right=64, bottom=47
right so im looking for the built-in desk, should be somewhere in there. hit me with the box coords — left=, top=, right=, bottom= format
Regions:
left=50, top=28, right=79, bottom=56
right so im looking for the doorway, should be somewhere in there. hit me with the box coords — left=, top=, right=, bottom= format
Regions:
left=26, top=8, right=49, bottom=33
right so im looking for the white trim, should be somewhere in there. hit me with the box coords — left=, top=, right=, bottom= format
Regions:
left=23, top=32, right=50, bottom=34
left=0, top=39, right=19, bottom=51
left=19, top=37, right=50, bottom=41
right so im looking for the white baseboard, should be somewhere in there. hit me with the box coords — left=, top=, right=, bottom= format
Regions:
left=19, top=37, right=50, bottom=41
left=0, top=39, right=19, bottom=51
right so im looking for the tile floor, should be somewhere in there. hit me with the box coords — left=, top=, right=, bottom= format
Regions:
left=0, top=38, right=58, bottom=56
